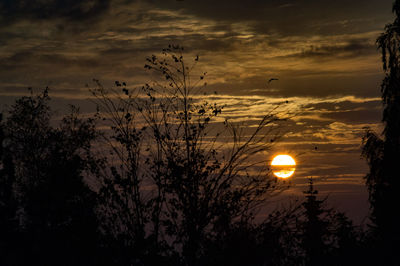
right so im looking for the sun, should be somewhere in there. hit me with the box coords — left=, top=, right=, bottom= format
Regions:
left=271, top=154, right=296, bottom=178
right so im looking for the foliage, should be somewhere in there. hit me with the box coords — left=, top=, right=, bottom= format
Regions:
left=297, top=178, right=361, bottom=266
left=0, top=114, right=19, bottom=265
left=92, top=45, right=287, bottom=265
left=203, top=202, right=303, bottom=266
left=90, top=80, right=173, bottom=265
left=362, top=0, right=400, bottom=261
left=0, top=88, right=101, bottom=265
left=0, top=46, right=368, bottom=265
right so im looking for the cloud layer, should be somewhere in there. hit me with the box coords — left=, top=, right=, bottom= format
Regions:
left=0, top=0, right=395, bottom=220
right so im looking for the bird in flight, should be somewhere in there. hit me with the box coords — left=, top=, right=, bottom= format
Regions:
left=268, top=78, right=279, bottom=84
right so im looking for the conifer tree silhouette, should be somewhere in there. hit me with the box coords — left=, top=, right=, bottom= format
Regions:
left=298, top=178, right=360, bottom=266
left=300, top=178, right=330, bottom=266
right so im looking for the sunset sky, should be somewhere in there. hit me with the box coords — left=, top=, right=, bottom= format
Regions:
left=0, top=0, right=396, bottom=222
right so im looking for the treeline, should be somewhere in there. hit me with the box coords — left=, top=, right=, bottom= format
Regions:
left=0, top=47, right=360, bottom=266
left=0, top=87, right=362, bottom=266
left=2, top=1, right=400, bottom=263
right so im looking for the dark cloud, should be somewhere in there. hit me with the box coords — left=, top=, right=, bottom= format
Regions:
left=0, top=0, right=111, bottom=25
left=296, top=39, right=376, bottom=59
left=275, top=72, right=383, bottom=98
left=202, top=69, right=383, bottom=98
left=321, top=109, right=381, bottom=123
left=3, top=0, right=391, bottom=37
left=302, top=100, right=381, bottom=113
left=0, top=51, right=100, bottom=71
left=146, top=0, right=393, bottom=36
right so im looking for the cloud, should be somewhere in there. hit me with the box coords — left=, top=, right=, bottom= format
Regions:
left=144, top=0, right=394, bottom=36
left=0, top=0, right=389, bottom=116
left=296, top=39, right=376, bottom=59
left=0, top=0, right=392, bottom=215
left=0, top=0, right=111, bottom=25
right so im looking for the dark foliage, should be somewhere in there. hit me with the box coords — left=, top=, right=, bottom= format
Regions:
left=0, top=45, right=373, bottom=265
left=91, top=45, right=288, bottom=265
left=362, top=0, right=400, bottom=263
left=0, top=89, right=101, bottom=265
left=298, top=178, right=361, bottom=266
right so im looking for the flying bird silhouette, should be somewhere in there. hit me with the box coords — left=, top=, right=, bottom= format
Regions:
left=268, top=78, right=279, bottom=84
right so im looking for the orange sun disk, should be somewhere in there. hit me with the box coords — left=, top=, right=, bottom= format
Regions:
left=271, top=154, right=296, bottom=178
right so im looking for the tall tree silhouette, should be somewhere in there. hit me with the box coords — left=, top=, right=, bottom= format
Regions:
left=362, top=0, right=400, bottom=262
left=92, top=45, right=288, bottom=265
left=298, top=178, right=360, bottom=266
left=141, top=45, right=289, bottom=265
left=1, top=89, right=101, bottom=265
left=300, top=178, right=330, bottom=266
left=91, top=81, right=171, bottom=265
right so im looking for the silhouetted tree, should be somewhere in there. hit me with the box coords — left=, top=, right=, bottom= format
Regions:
left=202, top=201, right=303, bottom=266
left=298, top=178, right=360, bottom=266
left=299, top=178, right=331, bottom=266
left=0, top=114, right=19, bottom=265
left=143, top=46, right=285, bottom=265
left=329, top=212, right=362, bottom=266
left=91, top=81, right=175, bottom=265
left=92, top=45, right=287, bottom=265
left=362, top=0, right=400, bottom=262
left=1, top=89, right=101, bottom=265
left=257, top=204, right=303, bottom=266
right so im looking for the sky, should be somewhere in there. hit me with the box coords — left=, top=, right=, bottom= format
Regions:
left=0, top=0, right=396, bottom=223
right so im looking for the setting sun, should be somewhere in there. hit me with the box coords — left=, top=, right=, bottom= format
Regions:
left=271, top=155, right=296, bottom=178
